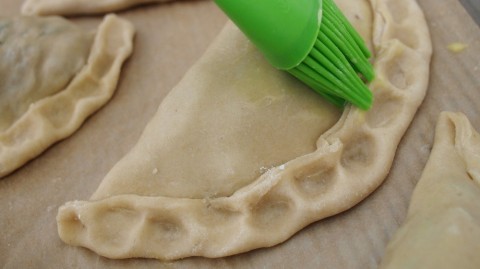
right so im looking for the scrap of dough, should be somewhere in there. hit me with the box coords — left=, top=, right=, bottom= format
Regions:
left=0, top=15, right=135, bottom=178
left=379, top=112, right=480, bottom=269
left=57, top=0, right=432, bottom=260
left=22, top=0, right=174, bottom=16
left=447, top=42, right=468, bottom=53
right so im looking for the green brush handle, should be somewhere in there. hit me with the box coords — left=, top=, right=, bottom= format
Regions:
left=214, top=0, right=322, bottom=70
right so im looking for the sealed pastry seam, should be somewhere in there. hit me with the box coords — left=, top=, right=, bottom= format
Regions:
left=0, top=15, right=135, bottom=178
left=57, top=0, right=432, bottom=260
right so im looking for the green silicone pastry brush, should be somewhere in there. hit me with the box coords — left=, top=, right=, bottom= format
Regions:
left=214, top=0, right=375, bottom=110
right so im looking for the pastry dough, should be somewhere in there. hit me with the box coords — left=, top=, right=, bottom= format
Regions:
left=379, top=112, right=480, bottom=269
left=0, top=16, right=92, bottom=132
left=57, top=0, right=432, bottom=260
left=21, top=0, right=174, bottom=16
left=0, top=15, right=135, bottom=178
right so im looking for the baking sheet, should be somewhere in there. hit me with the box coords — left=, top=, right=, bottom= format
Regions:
left=0, top=0, right=479, bottom=268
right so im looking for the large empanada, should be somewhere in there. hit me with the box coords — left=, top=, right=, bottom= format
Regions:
left=0, top=15, right=134, bottom=178
left=57, top=0, right=432, bottom=260
left=379, top=112, right=480, bottom=269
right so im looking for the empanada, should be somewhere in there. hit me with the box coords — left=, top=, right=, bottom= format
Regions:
left=0, top=15, right=134, bottom=178
left=57, top=0, right=432, bottom=260
left=379, top=112, right=480, bottom=269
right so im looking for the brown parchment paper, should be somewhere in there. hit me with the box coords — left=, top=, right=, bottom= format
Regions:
left=0, top=0, right=479, bottom=268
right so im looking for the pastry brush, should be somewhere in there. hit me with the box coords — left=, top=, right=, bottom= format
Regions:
left=214, top=0, right=375, bottom=110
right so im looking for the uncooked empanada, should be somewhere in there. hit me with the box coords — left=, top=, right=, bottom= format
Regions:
left=379, top=112, right=480, bottom=269
left=0, top=15, right=134, bottom=178
left=57, top=0, right=432, bottom=260
left=22, top=0, right=173, bottom=16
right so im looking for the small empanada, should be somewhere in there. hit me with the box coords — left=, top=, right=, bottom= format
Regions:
left=379, top=112, right=480, bottom=269
left=0, top=15, right=135, bottom=178
left=57, top=0, right=432, bottom=260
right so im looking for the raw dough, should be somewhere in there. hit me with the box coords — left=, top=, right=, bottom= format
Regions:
left=0, top=16, right=93, bottom=132
left=57, top=0, right=432, bottom=260
left=22, top=0, right=174, bottom=16
left=379, top=112, right=480, bottom=269
left=0, top=15, right=135, bottom=178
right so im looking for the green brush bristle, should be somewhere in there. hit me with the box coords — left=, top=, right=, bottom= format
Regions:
left=288, top=0, right=375, bottom=110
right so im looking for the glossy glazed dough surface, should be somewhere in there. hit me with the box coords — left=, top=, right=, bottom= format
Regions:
left=91, top=25, right=342, bottom=200
left=57, top=0, right=432, bottom=260
left=0, top=15, right=135, bottom=178
left=379, top=112, right=480, bottom=269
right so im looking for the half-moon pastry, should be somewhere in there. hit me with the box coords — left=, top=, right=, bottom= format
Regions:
left=0, top=14, right=135, bottom=178
left=379, top=112, right=480, bottom=269
left=57, top=0, right=432, bottom=260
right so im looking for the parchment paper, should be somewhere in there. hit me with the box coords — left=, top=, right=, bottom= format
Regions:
left=1, top=0, right=479, bottom=268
